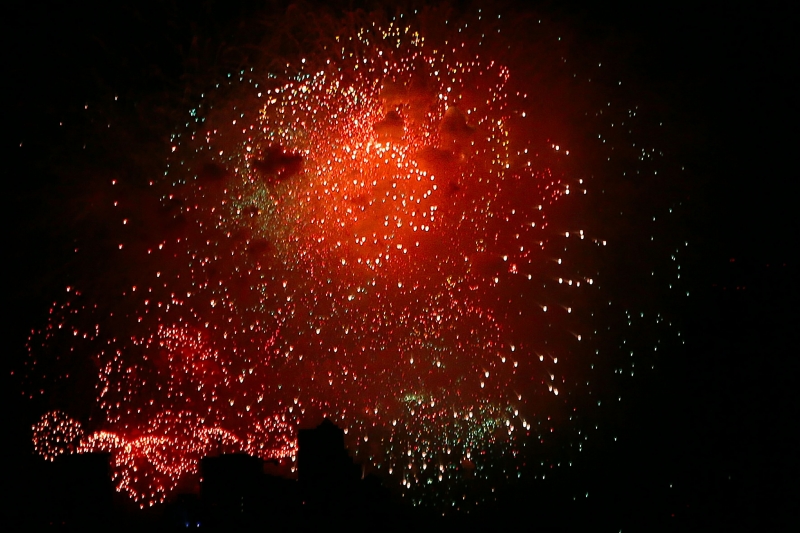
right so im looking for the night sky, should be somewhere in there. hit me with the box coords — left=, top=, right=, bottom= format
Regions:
left=4, top=1, right=797, bottom=530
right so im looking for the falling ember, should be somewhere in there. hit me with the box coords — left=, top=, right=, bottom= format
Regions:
left=24, top=6, right=683, bottom=510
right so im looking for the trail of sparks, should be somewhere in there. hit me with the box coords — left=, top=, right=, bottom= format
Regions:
left=26, top=7, right=683, bottom=510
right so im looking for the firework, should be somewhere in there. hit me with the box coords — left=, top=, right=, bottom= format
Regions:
left=25, top=5, right=683, bottom=510
left=32, top=411, right=84, bottom=462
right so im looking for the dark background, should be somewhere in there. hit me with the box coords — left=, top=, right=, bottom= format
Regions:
left=4, top=1, right=797, bottom=530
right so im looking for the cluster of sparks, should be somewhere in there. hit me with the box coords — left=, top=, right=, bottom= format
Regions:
left=31, top=410, right=84, bottom=462
left=26, top=7, right=683, bottom=510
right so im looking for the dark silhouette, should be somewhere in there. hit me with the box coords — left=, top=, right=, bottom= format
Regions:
left=298, top=419, right=360, bottom=490
left=198, top=453, right=297, bottom=528
left=172, top=419, right=393, bottom=529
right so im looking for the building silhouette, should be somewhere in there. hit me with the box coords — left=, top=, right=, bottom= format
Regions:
left=298, top=419, right=361, bottom=486
left=199, top=453, right=297, bottom=528
left=296, top=418, right=390, bottom=524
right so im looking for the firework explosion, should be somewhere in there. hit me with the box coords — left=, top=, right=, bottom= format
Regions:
left=26, top=5, right=683, bottom=510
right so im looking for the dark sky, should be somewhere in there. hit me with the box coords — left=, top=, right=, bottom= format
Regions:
left=4, top=1, right=797, bottom=530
